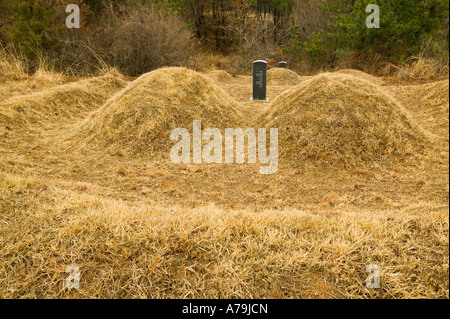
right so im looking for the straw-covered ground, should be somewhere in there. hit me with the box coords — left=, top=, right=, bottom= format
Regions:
left=0, top=65, right=448, bottom=298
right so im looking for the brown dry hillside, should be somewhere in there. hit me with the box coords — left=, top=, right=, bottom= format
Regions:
left=0, top=65, right=448, bottom=299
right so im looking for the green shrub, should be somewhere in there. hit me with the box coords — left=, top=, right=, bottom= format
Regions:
left=287, top=0, right=449, bottom=64
left=4, top=0, right=64, bottom=58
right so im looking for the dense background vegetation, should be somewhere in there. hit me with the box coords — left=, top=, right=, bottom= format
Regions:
left=0, top=0, right=448, bottom=76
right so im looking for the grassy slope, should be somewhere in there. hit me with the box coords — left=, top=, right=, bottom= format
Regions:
left=0, top=66, right=448, bottom=298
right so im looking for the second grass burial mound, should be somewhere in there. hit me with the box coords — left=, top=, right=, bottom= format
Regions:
left=267, top=68, right=302, bottom=86
left=204, top=70, right=233, bottom=83
left=79, top=67, right=242, bottom=155
left=258, top=73, right=428, bottom=166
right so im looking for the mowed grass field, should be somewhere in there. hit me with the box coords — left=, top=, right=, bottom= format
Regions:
left=0, top=61, right=448, bottom=298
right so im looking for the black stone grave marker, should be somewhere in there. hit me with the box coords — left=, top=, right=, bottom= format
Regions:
left=252, top=60, right=267, bottom=101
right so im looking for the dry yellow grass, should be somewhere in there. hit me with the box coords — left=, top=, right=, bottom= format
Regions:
left=384, top=57, right=450, bottom=82
left=0, top=45, right=27, bottom=80
left=0, top=59, right=448, bottom=299
left=0, top=172, right=447, bottom=298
